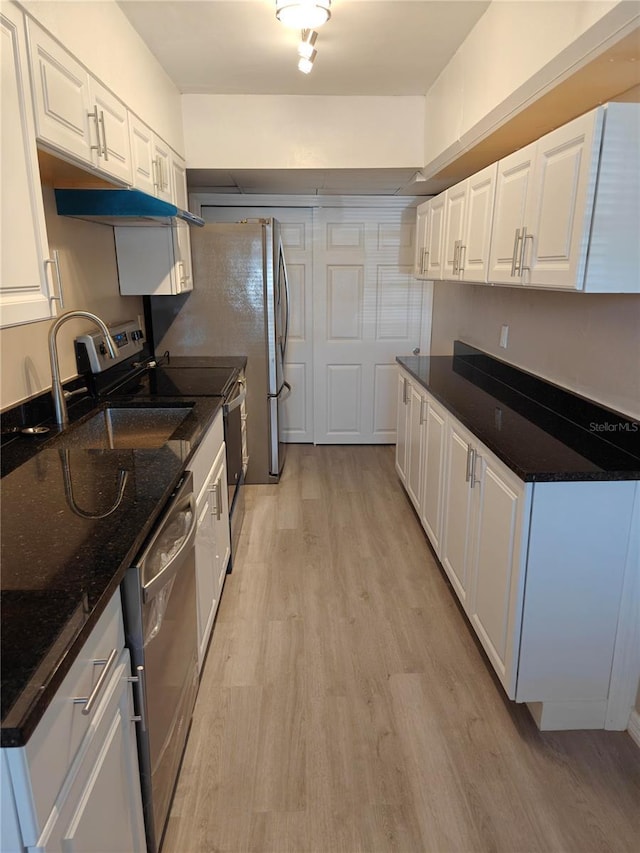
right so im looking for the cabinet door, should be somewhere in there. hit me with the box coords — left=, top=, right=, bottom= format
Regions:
left=195, top=445, right=230, bottom=670
left=88, top=79, right=131, bottom=185
left=523, top=108, right=603, bottom=290
left=170, top=153, right=189, bottom=210
left=128, top=113, right=156, bottom=195
left=115, top=226, right=181, bottom=296
left=395, top=372, right=410, bottom=484
left=153, top=138, right=172, bottom=202
left=1, top=5, right=54, bottom=328
left=420, top=398, right=446, bottom=556
left=27, top=21, right=92, bottom=164
left=211, top=449, right=231, bottom=591
left=488, top=141, right=536, bottom=284
left=468, top=454, right=526, bottom=698
left=425, top=193, right=445, bottom=280
left=406, top=383, right=425, bottom=511
left=173, top=223, right=193, bottom=294
left=461, top=163, right=497, bottom=283
left=34, top=653, right=146, bottom=853
left=441, top=422, right=475, bottom=606
left=413, top=200, right=430, bottom=279
left=442, top=180, right=467, bottom=280
left=195, top=486, right=217, bottom=669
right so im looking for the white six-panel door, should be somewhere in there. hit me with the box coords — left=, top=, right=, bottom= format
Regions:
left=313, top=207, right=425, bottom=444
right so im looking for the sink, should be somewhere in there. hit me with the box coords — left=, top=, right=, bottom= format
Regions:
left=54, top=406, right=192, bottom=449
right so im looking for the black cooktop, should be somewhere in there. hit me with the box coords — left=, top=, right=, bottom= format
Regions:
left=112, top=365, right=239, bottom=400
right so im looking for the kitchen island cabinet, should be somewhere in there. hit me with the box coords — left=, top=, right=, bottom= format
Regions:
left=396, top=351, right=639, bottom=729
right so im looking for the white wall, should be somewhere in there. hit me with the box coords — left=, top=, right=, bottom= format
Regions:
left=18, top=0, right=184, bottom=153
left=0, top=188, right=144, bottom=410
left=423, top=0, right=640, bottom=174
left=182, top=95, right=424, bottom=168
left=430, top=282, right=640, bottom=420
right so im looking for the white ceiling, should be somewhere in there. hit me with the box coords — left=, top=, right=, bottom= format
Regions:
left=118, top=0, right=492, bottom=194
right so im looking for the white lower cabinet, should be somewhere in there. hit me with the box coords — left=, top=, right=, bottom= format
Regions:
left=419, top=397, right=445, bottom=554
left=394, top=373, right=410, bottom=485
left=405, top=382, right=426, bottom=510
left=2, top=592, right=146, bottom=853
left=189, top=411, right=231, bottom=671
left=440, top=420, right=477, bottom=608
left=396, top=365, right=638, bottom=729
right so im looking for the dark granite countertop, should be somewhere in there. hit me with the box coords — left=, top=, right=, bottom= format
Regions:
left=397, top=343, right=639, bottom=482
left=1, top=394, right=224, bottom=746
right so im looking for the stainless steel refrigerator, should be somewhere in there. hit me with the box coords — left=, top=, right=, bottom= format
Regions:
left=149, top=219, right=290, bottom=483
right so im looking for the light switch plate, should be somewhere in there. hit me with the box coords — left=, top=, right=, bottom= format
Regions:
left=500, top=325, right=509, bottom=348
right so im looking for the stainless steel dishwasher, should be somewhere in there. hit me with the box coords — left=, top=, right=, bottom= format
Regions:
left=121, top=471, right=198, bottom=853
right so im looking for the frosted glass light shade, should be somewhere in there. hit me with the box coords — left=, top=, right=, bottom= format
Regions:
left=276, top=1, right=331, bottom=29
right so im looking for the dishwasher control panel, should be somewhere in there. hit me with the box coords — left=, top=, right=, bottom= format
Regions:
left=75, top=320, right=145, bottom=373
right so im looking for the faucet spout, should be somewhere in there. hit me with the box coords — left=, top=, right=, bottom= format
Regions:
left=49, top=310, right=117, bottom=427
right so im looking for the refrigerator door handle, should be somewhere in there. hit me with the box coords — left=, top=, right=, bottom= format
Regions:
left=280, top=241, right=290, bottom=358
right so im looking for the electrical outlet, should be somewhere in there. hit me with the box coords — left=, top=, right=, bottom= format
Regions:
left=499, top=325, right=509, bottom=349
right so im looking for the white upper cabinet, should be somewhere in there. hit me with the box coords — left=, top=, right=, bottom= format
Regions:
left=413, top=199, right=430, bottom=279
left=460, top=162, right=497, bottom=283
left=27, top=19, right=132, bottom=185
left=88, top=78, right=132, bottom=184
left=128, top=112, right=178, bottom=202
left=488, top=141, right=536, bottom=286
left=420, top=103, right=639, bottom=293
left=1, top=3, right=54, bottom=328
left=128, top=113, right=156, bottom=195
left=170, top=152, right=189, bottom=209
left=425, top=192, right=445, bottom=280
left=442, top=180, right=467, bottom=280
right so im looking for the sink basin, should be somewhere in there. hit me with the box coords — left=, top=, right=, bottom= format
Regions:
left=55, top=406, right=192, bottom=449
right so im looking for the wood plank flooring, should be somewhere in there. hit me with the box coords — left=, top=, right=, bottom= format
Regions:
left=163, top=445, right=640, bottom=853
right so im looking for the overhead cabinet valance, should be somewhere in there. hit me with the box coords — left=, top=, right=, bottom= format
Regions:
left=414, top=103, right=640, bottom=293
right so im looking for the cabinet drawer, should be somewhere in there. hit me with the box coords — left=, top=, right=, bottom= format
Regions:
left=11, top=592, right=124, bottom=839
left=190, top=410, right=224, bottom=500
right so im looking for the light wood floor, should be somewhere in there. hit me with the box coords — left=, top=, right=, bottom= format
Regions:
left=164, top=445, right=640, bottom=853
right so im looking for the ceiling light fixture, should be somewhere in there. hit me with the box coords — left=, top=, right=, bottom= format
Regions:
left=298, top=29, right=318, bottom=59
left=297, top=49, right=317, bottom=74
left=276, top=1, right=331, bottom=30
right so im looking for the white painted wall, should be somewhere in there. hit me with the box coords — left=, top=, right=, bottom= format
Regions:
left=182, top=95, right=424, bottom=168
left=423, top=0, right=640, bottom=174
left=430, top=282, right=640, bottom=421
left=18, top=0, right=184, bottom=153
left=0, top=188, right=144, bottom=410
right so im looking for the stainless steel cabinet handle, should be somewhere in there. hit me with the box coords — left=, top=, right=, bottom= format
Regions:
left=152, top=158, right=160, bottom=192
left=402, top=378, right=408, bottom=405
left=453, top=240, right=461, bottom=275
left=470, top=451, right=481, bottom=488
left=458, top=244, right=466, bottom=276
left=45, top=250, right=64, bottom=309
left=88, top=108, right=101, bottom=153
left=74, top=648, right=118, bottom=715
left=521, top=227, right=534, bottom=273
left=99, top=110, right=108, bottom=160
left=128, top=665, right=148, bottom=732
left=419, top=399, right=427, bottom=425
left=210, top=481, right=222, bottom=520
left=465, top=443, right=473, bottom=483
left=422, top=249, right=430, bottom=275
left=511, top=228, right=522, bottom=277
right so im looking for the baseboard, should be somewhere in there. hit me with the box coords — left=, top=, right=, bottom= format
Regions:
left=628, top=710, right=640, bottom=749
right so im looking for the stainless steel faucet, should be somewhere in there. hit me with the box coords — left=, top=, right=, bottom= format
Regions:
left=49, top=310, right=117, bottom=427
